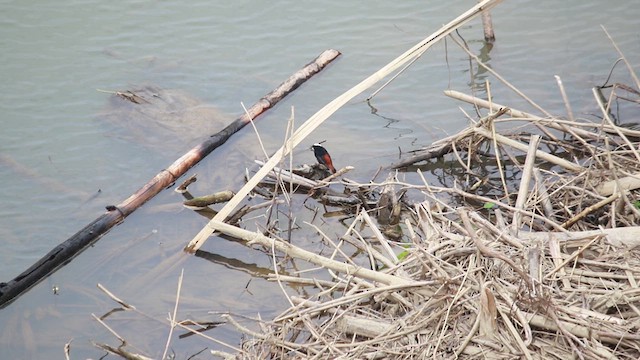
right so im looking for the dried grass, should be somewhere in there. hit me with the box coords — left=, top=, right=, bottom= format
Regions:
left=207, top=29, right=640, bottom=360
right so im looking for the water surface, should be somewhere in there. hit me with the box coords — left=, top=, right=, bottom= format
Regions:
left=1, top=0, right=639, bottom=358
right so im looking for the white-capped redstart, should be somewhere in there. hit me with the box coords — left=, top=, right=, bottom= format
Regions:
left=311, top=143, right=336, bottom=174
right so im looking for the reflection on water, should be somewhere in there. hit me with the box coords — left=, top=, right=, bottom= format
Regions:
left=195, top=248, right=274, bottom=278
left=97, top=85, right=234, bottom=152
left=1, top=0, right=639, bottom=358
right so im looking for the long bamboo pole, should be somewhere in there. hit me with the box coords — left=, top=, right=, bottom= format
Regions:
left=0, top=49, right=340, bottom=309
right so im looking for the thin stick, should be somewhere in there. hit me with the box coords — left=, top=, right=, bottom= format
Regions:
left=91, top=313, right=126, bottom=344
left=592, top=87, right=640, bottom=164
left=544, top=235, right=602, bottom=279
left=459, top=209, right=532, bottom=288
left=478, top=0, right=495, bottom=42
left=601, top=25, right=640, bottom=90
left=64, top=339, right=72, bottom=360
left=161, top=269, right=184, bottom=360
left=97, top=283, right=135, bottom=310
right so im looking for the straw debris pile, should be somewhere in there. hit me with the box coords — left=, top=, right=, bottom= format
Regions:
left=220, top=60, right=640, bottom=359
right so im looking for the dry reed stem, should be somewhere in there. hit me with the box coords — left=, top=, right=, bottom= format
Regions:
left=597, top=171, right=640, bottom=196
left=593, top=87, right=640, bottom=164
left=206, top=220, right=428, bottom=293
left=92, top=342, right=155, bottom=360
left=472, top=125, right=583, bottom=173
left=161, top=268, right=184, bottom=360
left=512, top=134, right=541, bottom=233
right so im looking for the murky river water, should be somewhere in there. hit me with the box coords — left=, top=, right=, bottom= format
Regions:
left=1, top=1, right=639, bottom=358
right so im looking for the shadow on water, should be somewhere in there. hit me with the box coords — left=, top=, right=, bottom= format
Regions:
left=195, top=248, right=274, bottom=278
left=456, top=32, right=495, bottom=105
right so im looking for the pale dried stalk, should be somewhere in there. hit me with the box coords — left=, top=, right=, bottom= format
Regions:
left=488, top=106, right=511, bottom=198
left=544, top=235, right=602, bottom=279
left=255, top=159, right=319, bottom=188
left=555, top=75, right=575, bottom=122
left=275, top=280, right=435, bottom=323
left=290, top=296, right=393, bottom=338
left=97, top=283, right=135, bottom=310
left=267, top=274, right=347, bottom=289
left=92, top=343, right=155, bottom=360
left=209, top=351, right=235, bottom=360
left=348, top=226, right=396, bottom=270
left=222, top=314, right=307, bottom=354
left=547, top=237, right=572, bottom=289
left=518, top=306, right=637, bottom=348
left=459, top=209, right=532, bottom=288
left=512, top=135, right=541, bottom=233
left=533, top=168, right=555, bottom=220
left=468, top=211, right=524, bottom=249
left=97, top=282, right=242, bottom=353
left=91, top=313, right=126, bottom=344
left=440, top=185, right=566, bottom=231
left=497, top=305, right=534, bottom=360
left=161, top=268, right=184, bottom=360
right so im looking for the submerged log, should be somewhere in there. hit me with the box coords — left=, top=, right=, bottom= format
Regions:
left=183, top=190, right=235, bottom=209
left=0, top=49, right=341, bottom=309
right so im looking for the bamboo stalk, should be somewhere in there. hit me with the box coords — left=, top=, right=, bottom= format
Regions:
left=0, top=49, right=341, bottom=309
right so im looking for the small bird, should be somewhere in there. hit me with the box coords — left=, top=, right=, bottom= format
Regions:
left=311, top=143, right=336, bottom=174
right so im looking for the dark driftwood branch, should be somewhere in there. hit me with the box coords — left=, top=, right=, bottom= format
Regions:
left=0, top=49, right=341, bottom=309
